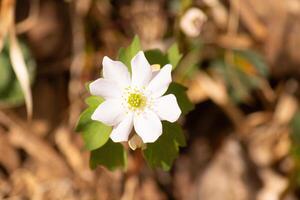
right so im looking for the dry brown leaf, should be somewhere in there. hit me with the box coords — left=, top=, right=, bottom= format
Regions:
left=134, top=177, right=167, bottom=200
left=194, top=72, right=228, bottom=105
left=0, top=131, right=20, bottom=172
left=196, top=138, right=257, bottom=200
left=248, top=125, right=290, bottom=167
left=230, top=0, right=267, bottom=41
left=120, top=176, right=138, bottom=200
left=246, top=112, right=273, bottom=128
left=187, top=78, right=208, bottom=103
left=54, top=127, right=93, bottom=181
left=217, top=34, right=253, bottom=49
left=203, top=0, right=228, bottom=29
left=8, top=126, right=70, bottom=177
left=12, top=170, right=43, bottom=200
left=273, top=94, right=298, bottom=125
left=0, top=0, right=14, bottom=52
left=257, top=169, right=288, bottom=200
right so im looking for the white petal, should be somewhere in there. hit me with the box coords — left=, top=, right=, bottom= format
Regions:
left=110, top=113, right=133, bottom=142
left=146, top=64, right=172, bottom=98
left=133, top=110, right=162, bottom=143
left=131, top=51, right=152, bottom=88
left=91, top=99, right=125, bottom=126
left=154, top=94, right=181, bottom=122
left=103, top=56, right=130, bottom=88
left=151, top=70, right=159, bottom=79
left=89, top=78, right=122, bottom=99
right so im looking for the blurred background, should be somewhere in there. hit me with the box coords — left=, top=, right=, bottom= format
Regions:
left=1, top=0, right=300, bottom=199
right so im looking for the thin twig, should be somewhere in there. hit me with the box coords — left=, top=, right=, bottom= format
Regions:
left=68, top=0, right=91, bottom=126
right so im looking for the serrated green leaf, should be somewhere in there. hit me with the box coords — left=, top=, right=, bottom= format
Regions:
left=167, top=43, right=182, bottom=69
left=143, top=121, right=186, bottom=171
left=118, top=35, right=142, bottom=72
left=90, top=139, right=127, bottom=170
left=76, top=95, right=111, bottom=151
left=166, top=82, right=194, bottom=114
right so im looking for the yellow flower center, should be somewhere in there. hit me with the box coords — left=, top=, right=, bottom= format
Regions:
left=127, top=92, right=146, bottom=110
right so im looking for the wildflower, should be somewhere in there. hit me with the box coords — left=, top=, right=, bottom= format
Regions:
left=90, top=51, right=181, bottom=143
left=180, top=7, right=207, bottom=37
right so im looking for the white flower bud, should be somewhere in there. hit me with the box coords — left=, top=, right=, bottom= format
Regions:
left=180, top=7, right=207, bottom=38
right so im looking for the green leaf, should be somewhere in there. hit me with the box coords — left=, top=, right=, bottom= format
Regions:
left=290, top=111, right=300, bottom=186
left=76, top=95, right=112, bottom=151
left=291, top=111, right=300, bottom=145
left=180, top=0, right=192, bottom=12
left=212, top=56, right=266, bottom=103
left=234, top=50, right=268, bottom=77
left=143, top=121, right=186, bottom=171
left=85, top=95, right=104, bottom=107
left=167, top=43, right=182, bottom=69
left=80, top=111, right=112, bottom=151
left=144, top=43, right=182, bottom=70
left=166, top=82, right=194, bottom=114
left=176, top=45, right=201, bottom=80
left=76, top=96, right=104, bottom=131
left=85, top=81, right=92, bottom=92
left=0, top=51, right=12, bottom=92
left=118, top=35, right=142, bottom=72
left=0, top=38, right=36, bottom=107
left=90, top=139, right=127, bottom=170
left=144, top=49, right=169, bottom=66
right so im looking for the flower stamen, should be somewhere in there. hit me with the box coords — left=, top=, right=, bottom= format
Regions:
left=127, top=92, right=146, bottom=110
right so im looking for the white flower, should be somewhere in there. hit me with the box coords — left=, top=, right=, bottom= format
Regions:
left=89, top=51, right=181, bottom=143
left=180, top=7, right=207, bottom=38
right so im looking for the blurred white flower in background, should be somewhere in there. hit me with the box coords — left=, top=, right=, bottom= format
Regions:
left=89, top=51, right=181, bottom=143
left=180, top=7, right=207, bottom=38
